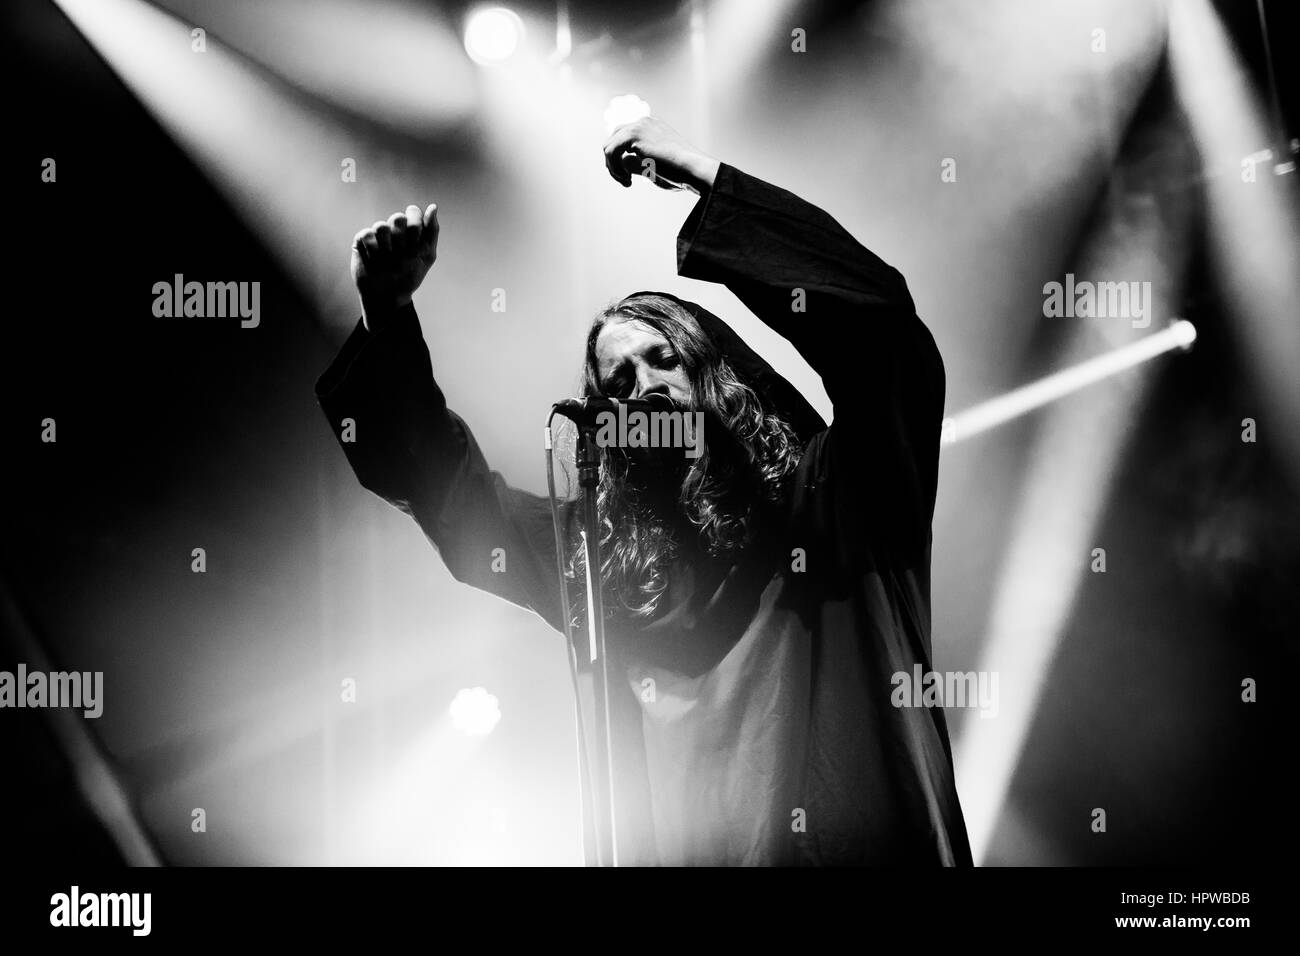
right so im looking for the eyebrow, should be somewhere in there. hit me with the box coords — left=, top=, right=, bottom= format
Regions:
left=598, top=342, right=672, bottom=393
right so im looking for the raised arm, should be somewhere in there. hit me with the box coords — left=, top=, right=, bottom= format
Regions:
left=604, top=118, right=946, bottom=561
left=316, top=204, right=573, bottom=634
left=602, top=119, right=927, bottom=384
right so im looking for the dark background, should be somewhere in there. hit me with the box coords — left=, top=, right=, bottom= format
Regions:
left=2, top=0, right=1296, bottom=866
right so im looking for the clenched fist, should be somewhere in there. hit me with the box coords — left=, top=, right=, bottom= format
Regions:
left=352, top=203, right=439, bottom=332
left=602, top=117, right=720, bottom=193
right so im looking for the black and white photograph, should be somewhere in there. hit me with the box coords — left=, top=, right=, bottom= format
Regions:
left=2, top=0, right=1293, bottom=938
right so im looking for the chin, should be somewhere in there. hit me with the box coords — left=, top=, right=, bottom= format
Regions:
left=625, top=446, right=691, bottom=484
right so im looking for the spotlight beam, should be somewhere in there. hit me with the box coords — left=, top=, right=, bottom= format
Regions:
left=1167, top=0, right=1300, bottom=484
left=146, top=0, right=474, bottom=131
left=50, top=0, right=471, bottom=336
left=953, top=318, right=1196, bottom=862
left=942, top=320, right=1196, bottom=447
left=951, top=71, right=1198, bottom=860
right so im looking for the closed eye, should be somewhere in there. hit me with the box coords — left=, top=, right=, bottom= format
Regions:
left=601, top=370, right=631, bottom=397
left=599, top=343, right=676, bottom=395
left=652, top=346, right=679, bottom=370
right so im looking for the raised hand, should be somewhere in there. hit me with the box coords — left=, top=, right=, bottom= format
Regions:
left=352, top=203, right=439, bottom=332
left=602, top=117, right=720, bottom=193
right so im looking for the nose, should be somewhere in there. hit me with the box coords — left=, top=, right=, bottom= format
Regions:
left=632, top=366, right=670, bottom=401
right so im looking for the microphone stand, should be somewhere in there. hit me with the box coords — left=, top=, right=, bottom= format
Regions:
left=575, top=423, right=619, bottom=867
left=549, top=396, right=673, bottom=866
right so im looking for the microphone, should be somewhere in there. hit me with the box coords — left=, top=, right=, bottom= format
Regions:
left=551, top=393, right=678, bottom=426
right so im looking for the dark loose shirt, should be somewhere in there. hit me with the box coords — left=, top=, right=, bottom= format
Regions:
left=316, top=163, right=973, bottom=866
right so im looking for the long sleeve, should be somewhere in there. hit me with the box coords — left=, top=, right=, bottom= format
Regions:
left=675, top=163, right=946, bottom=565
left=315, top=303, right=574, bottom=634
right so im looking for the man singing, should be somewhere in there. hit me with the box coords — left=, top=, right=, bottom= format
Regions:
left=316, top=117, right=972, bottom=866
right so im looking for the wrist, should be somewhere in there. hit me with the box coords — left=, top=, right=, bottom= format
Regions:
left=360, top=293, right=411, bottom=333
left=688, top=155, right=720, bottom=193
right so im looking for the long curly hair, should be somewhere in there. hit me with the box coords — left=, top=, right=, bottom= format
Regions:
left=560, top=293, right=804, bottom=628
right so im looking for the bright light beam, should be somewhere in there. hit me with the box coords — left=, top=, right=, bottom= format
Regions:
left=49, top=0, right=460, bottom=334
left=942, top=320, right=1196, bottom=447
left=952, top=60, right=1198, bottom=862
left=948, top=322, right=1199, bottom=863
left=349, top=717, right=483, bottom=864
left=1167, top=0, right=1300, bottom=486
left=147, top=0, right=474, bottom=132
left=680, top=0, right=798, bottom=99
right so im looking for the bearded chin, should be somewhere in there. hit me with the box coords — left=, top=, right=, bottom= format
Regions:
left=619, top=406, right=732, bottom=500
left=622, top=443, right=691, bottom=497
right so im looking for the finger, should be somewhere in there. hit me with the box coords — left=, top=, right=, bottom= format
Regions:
left=388, top=211, right=409, bottom=252
left=420, top=203, right=439, bottom=258
left=603, top=125, right=637, bottom=187
left=360, top=229, right=380, bottom=263
left=601, top=121, right=639, bottom=156
left=621, top=150, right=646, bottom=181
left=605, top=142, right=634, bottom=186
left=373, top=220, right=392, bottom=255
left=404, top=204, right=423, bottom=249
left=352, top=227, right=374, bottom=263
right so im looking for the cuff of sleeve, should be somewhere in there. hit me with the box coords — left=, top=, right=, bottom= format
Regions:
left=314, top=301, right=421, bottom=402
left=676, top=161, right=741, bottom=276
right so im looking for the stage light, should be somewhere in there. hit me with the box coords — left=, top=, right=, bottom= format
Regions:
left=464, top=6, right=524, bottom=65
left=941, top=321, right=1198, bottom=447
left=1169, top=318, right=1196, bottom=350
left=604, top=94, right=651, bottom=134
left=450, top=686, right=502, bottom=736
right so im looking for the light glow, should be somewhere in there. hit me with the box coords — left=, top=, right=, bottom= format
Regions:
left=465, top=7, right=524, bottom=65
left=450, top=686, right=502, bottom=736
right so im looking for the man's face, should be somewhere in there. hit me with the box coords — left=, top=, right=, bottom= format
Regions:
left=594, top=318, right=693, bottom=405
